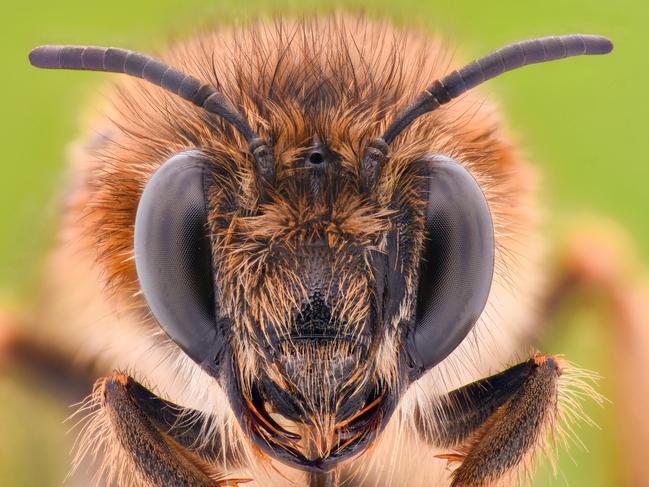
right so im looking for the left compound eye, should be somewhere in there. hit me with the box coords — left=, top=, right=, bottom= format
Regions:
left=404, top=156, right=495, bottom=381
left=134, top=151, right=224, bottom=376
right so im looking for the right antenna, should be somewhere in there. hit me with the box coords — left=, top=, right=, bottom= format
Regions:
left=383, top=34, right=613, bottom=145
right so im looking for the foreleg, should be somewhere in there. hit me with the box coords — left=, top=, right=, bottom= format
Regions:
left=76, top=371, right=247, bottom=487
left=416, top=355, right=564, bottom=487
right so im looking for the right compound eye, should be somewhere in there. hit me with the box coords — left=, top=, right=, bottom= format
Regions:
left=133, top=151, right=224, bottom=377
left=404, top=156, right=495, bottom=381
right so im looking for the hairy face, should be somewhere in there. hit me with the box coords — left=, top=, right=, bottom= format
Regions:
left=37, top=16, right=609, bottom=473
left=67, top=19, right=514, bottom=468
left=208, top=137, right=414, bottom=466
left=124, top=21, right=451, bottom=467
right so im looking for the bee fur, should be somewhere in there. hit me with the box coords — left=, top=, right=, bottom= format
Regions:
left=25, top=15, right=605, bottom=487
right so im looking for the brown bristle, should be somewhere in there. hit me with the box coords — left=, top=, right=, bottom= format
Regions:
left=46, top=15, right=547, bottom=486
left=73, top=16, right=532, bottom=336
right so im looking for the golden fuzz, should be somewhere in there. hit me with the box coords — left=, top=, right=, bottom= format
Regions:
left=77, top=15, right=529, bottom=320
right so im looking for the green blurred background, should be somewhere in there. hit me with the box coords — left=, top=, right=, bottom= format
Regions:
left=1, top=1, right=646, bottom=485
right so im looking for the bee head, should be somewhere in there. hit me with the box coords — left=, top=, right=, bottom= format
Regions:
left=30, top=24, right=612, bottom=471
left=132, top=127, right=500, bottom=468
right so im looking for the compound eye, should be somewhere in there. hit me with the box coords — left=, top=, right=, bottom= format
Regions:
left=134, top=151, right=223, bottom=376
left=405, top=156, right=495, bottom=381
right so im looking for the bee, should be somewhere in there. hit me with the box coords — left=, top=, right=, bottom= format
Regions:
left=15, top=16, right=616, bottom=487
